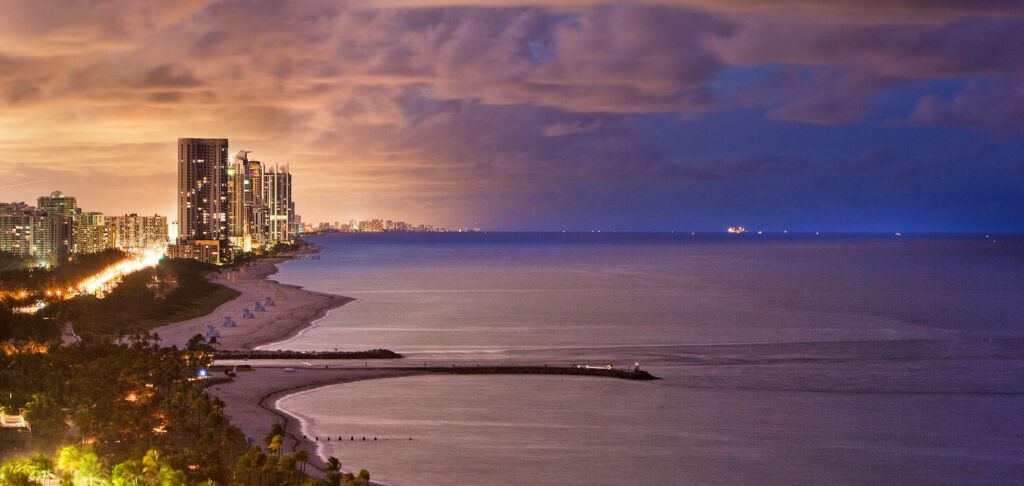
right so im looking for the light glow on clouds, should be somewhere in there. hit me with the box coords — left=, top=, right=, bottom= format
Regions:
left=0, top=0, right=1022, bottom=231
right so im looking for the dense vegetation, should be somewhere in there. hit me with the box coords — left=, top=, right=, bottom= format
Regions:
left=0, top=249, right=126, bottom=293
left=0, top=251, right=31, bottom=273
left=0, top=250, right=130, bottom=342
left=57, top=258, right=240, bottom=338
left=1, top=242, right=379, bottom=485
left=0, top=258, right=240, bottom=341
left=0, top=339, right=371, bottom=485
left=0, top=338, right=246, bottom=483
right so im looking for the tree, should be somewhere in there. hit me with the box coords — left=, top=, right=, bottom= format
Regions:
left=73, top=452, right=106, bottom=486
left=23, top=392, right=67, bottom=438
left=154, top=466, right=186, bottom=486
left=278, top=454, right=297, bottom=481
left=267, top=434, right=284, bottom=458
left=264, top=423, right=285, bottom=445
left=325, top=457, right=341, bottom=473
left=110, top=459, right=143, bottom=486
left=294, top=449, right=309, bottom=475
left=57, top=445, right=86, bottom=476
left=141, top=450, right=162, bottom=478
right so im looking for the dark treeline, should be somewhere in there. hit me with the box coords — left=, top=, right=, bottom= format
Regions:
left=0, top=258, right=240, bottom=342
left=0, top=249, right=126, bottom=294
left=57, top=258, right=240, bottom=338
left=0, top=250, right=129, bottom=342
left=0, top=251, right=31, bottom=273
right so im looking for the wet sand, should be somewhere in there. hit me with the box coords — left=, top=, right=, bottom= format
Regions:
left=152, top=249, right=353, bottom=350
left=206, top=367, right=425, bottom=479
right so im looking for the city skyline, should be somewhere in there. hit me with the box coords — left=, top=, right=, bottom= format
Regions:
left=0, top=1, right=1022, bottom=232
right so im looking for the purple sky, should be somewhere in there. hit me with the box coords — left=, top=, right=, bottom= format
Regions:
left=0, top=0, right=1021, bottom=232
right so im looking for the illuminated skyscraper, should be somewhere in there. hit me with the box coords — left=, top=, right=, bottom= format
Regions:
left=34, top=191, right=77, bottom=263
left=264, top=164, right=293, bottom=244
left=0, top=203, right=35, bottom=258
left=177, top=138, right=230, bottom=246
left=227, top=150, right=267, bottom=251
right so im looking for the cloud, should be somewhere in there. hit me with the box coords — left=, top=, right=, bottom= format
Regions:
left=541, top=120, right=602, bottom=136
left=0, top=0, right=1021, bottom=229
left=911, top=81, right=1024, bottom=134
left=656, top=154, right=813, bottom=181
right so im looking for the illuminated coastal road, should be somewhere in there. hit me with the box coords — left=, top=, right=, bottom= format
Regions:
left=14, top=247, right=165, bottom=314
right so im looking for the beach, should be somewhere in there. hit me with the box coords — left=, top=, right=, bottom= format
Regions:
left=152, top=249, right=353, bottom=350
left=206, top=367, right=424, bottom=477
left=154, top=247, right=412, bottom=479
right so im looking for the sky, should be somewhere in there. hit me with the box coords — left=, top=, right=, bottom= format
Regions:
left=0, top=0, right=1022, bottom=233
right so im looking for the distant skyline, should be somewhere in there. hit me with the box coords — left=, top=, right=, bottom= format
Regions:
left=0, top=1, right=1022, bottom=232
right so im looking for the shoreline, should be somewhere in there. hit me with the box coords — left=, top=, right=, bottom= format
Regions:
left=206, top=367, right=426, bottom=481
left=207, top=365, right=656, bottom=482
left=188, top=241, right=659, bottom=483
left=152, top=244, right=354, bottom=350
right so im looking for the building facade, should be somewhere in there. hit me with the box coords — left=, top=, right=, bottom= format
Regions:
left=32, top=191, right=77, bottom=263
left=75, top=211, right=113, bottom=254
left=176, top=139, right=296, bottom=263
left=0, top=203, right=35, bottom=257
left=227, top=151, right=269, bottom=251
left=168, top=240, right=221, bottom=265
left=177, top=138, right=230, bottom=245
left=263, top=165, right=293, bottom=245
left=108, top=214, right=168, bottom=250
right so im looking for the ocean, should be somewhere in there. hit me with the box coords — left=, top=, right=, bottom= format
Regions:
left=264, top=233, right=1024, bottom=485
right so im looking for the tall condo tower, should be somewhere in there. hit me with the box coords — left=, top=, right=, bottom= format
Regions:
left=227, top=150, right=267, bottom=251
left=177, top=138, right=229, bottom=244
left=264, top=164, right=293, bottom=244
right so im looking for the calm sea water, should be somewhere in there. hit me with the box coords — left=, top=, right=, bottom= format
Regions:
left=267, top=233, right=1024, bottom=485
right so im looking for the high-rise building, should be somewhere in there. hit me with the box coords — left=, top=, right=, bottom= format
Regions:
left=37, top=191, right=78, bottom=219
left=108, top=214, right=168, bottom=250
left=75, top=211, right=113, bottom=254
left=227, top=150, right=268, bottom=251
left=177, top=138, right=229, bottom=246
left=33, top=191, right=77, bottom=263
left=264, top=164, right=293, bottom=245
left=0, top=203, right=35, bottom=258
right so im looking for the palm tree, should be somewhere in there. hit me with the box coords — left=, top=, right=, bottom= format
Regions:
left=141, top=450, right=162, bottom=478
left=325, top=456, right=341, bottom=473
left=294, top=449, right=309, bottom=476
left=267, top=434, right=284, bottom=458
left=155, top=466, right=185, bottom=486
left=74, top=453, right=107, bottom=486
left=110, top=459, right=143, bottom=486
left=27, top=455, right=54, bottom=483
left=57, top=445, right=84, bottom=473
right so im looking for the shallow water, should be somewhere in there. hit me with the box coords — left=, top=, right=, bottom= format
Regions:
left=269, top=233, right=1024, bottom=485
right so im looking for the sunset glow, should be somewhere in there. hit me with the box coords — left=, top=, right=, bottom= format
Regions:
left=0, top=1, right=1020, bottom=232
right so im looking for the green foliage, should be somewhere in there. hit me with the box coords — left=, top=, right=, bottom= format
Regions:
left=1, top=251, right=239, bottom=342
left=1, top=340, right=248, bottom=485
left=57, top=258, right=239, bottom=337
left=0, top=454, right=56, bottom=485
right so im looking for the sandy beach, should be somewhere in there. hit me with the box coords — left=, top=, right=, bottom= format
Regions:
left=207, top=367, right=424, bottom=479
left=154, top=247, right=400, bottom=476
left=152, top=249, right=353, bottom=350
